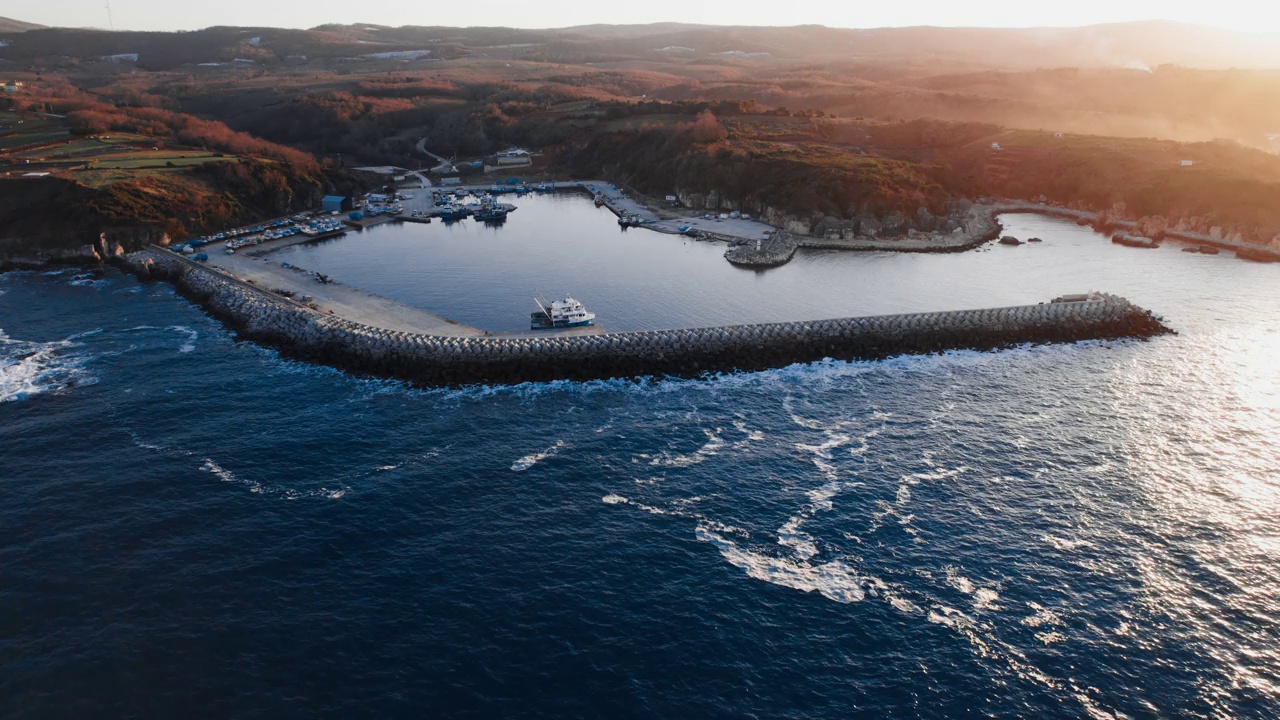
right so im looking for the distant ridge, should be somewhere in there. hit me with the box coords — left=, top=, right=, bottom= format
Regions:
left=0, top=17, right=45, bottom=33
left=4, top=19, right=1280, bottom=70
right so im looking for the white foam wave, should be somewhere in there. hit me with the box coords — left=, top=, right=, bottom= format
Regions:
left=68, top=272, right=110, bottom=289
left=171, top=326, right=198, bottom=353
left=1036, top=631, right=1068, bottom=645
left=927, top=605, right=976, bottom=631
left=697, top=525, right=868, bottom=603
left=731, top=420, right=764, bottom=445
left=1021, top=602, right=1064, bottom=629
left=199, top=458, right=347, bottom=500
left=512, top=440, right=565, bottom=471
left=973, top=587, right=1001, bottom=611
left=0, top=329, right=94, bottom=404
left=888, top=595, right=923, bottom=614
left=200, top=458, right=263, bottom=493
left=1043, top=533, right=1093, bottom=552
left=640, top=428, right=725, bottom=468
left=701, top=525, right=870, bottom=602
left=125, top=325, right=199, bottom=353
left=946, top=567, right=976, bottom=595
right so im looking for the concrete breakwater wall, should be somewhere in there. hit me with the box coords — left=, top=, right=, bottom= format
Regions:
left=122, top=248, right=1171, bottom=386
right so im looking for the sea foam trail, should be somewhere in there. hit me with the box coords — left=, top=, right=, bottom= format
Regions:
left=125, top=325, right=199, bottom=353
left=696, top=525, right=868, bottom=603
left=511, top=440, right=565, bottom=472
left=0, top=328, right=93, bottom=404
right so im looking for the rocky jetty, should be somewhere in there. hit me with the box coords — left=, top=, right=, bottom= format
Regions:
left=724, top=232, right=798, bottom=267
left=121, top=248, right=1173, bottom=387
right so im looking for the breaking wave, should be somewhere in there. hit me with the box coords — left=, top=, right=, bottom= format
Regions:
left=0, top=328, right=94, bottom=404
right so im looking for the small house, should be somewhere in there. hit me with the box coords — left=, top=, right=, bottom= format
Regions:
left=321, top=196, right=352, bottom=213
left=1053, top=132, right=1064, bottom=138
left=991, top=142, right=1002, bottom=151
left=3, top=81, right=23, bottom=94
left=1180, top=160, right=1194, bottom=167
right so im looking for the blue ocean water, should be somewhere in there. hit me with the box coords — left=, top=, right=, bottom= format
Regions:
left=2, top=214, right=1278, bottom=719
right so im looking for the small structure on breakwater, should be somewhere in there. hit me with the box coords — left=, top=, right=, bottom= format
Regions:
left=121, top=247, right=1172, bottom=387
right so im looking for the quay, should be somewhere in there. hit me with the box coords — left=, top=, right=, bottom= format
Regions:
left=120, top=247, right=1172, bottom=387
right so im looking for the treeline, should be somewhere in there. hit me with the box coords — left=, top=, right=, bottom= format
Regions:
left=557, top=123, right=968, bottom=218
left=64, top=104, right=318, bottom=169
left=0, top=160, right=370, bottom=250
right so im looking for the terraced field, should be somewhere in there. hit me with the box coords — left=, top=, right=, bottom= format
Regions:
left=1, top=114, right=242, bottom=183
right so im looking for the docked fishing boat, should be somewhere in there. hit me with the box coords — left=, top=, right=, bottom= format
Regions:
left=594, top=195, right=605, bottom=207
left=438, top=204, right=469, bottom=221
left=473, top=197, right=511, bottom=223
left=531, top=295, right=596, bottom=330
left=475, top=207, right=508, bottom=223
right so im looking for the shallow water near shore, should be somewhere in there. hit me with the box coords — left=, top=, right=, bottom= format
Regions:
left=2, top=215, right=1279, bottom=719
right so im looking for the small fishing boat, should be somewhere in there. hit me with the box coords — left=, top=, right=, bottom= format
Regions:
left=438, top=204, right=469, bottom=221
left=473, top=197, right=511, bottom=223
left=531, top=295, right=596, bottom=330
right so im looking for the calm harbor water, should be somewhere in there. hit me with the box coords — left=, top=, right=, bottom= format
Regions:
left=273, top=195, right=1213, bottom=332
left=2, top=210, right=1278, bottom=719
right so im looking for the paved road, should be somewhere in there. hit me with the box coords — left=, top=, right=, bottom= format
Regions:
left=207, top=238, right=487, bottom=337
left=415, top=137, right=452, bottom=172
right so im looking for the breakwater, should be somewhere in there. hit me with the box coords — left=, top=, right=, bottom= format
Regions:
left=121, top=248, right=1171, bottom=386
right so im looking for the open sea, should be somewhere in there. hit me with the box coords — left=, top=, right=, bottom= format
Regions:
left=2, top=203, right=1279, bottom=719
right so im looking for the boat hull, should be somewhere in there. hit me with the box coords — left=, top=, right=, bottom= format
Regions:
left=530, top=312, right=594, bottom=330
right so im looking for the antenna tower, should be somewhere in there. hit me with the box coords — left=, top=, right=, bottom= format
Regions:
left=106, top=1, right=116, bottom=31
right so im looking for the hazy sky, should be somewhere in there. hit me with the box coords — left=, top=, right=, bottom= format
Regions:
left=8, top=0, right=1280, bottom=33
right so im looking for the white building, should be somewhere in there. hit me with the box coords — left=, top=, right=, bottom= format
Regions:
left=495, top=148, right=532, bottom=165
left=3, top=81, right=23, bottom=93
left=991, top=142, right=1002, bottom=151
left=1180, top=160, right=1195, bottom=167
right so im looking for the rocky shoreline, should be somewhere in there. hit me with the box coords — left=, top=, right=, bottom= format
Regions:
left=721, top=201, right=1003, bottom=266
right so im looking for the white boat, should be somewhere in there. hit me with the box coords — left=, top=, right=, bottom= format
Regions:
left=531, top=295, right=596, bottom=330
